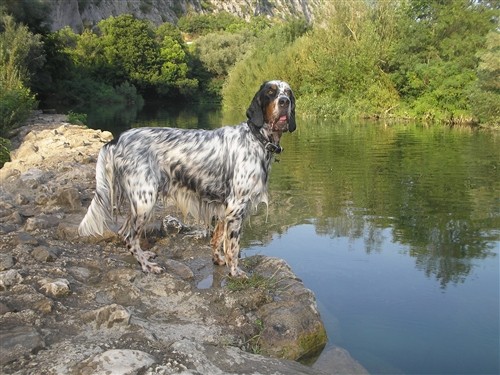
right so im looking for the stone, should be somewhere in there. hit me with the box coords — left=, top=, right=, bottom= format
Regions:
left=313, top=346, right=369, bottom=375
left=49, top=187, right=82, bottom=211
left=258, top=300, right=328, bottom=361
left=0, top=269, right=23, bottom=291
left=31, top=246, right=60, bottom=262
left=164, top=258, right=194, bottom=280
left=14, top=232, right=39, bottom=246
left=39, top=278, right=71, bottom=297
left=86, top=304, right=131, bottom=329
left=0, top=326, right=45, bottom=366
left=25, top=214, right=62, bottom=231
left=82, top=349, right=156, bottom=375
left=0, top=301, right=12, bottom=314
left=0, top=254, right=15, bottom=270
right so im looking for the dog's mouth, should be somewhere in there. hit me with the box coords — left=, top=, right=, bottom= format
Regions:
left=271, top=114, right=289, bottom=132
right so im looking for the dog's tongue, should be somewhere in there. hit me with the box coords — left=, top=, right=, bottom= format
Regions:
left=278, top=115, right=287, bottom=122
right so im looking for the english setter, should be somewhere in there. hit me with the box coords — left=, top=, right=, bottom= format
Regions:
left=79, top=80, right=296, bottom=277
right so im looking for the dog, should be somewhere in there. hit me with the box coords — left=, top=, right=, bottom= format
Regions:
left=79, top=80, right=296, bottom=277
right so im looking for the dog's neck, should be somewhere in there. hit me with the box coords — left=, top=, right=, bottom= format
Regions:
left=247, top=121, right=283, bottom=154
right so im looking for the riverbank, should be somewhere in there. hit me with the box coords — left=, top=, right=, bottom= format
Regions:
left=0, top=115, right=368, bottom=374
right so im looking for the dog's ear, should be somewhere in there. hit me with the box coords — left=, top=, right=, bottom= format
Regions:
left=246, top=84, right=265, bottom=128
left=288, top=90, right=297, bottom=133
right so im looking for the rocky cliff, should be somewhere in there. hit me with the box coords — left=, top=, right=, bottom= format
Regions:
left=48, top=0, right=323, bottom=32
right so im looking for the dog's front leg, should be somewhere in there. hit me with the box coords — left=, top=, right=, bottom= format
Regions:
left=224, top=202, right=247, bottom=278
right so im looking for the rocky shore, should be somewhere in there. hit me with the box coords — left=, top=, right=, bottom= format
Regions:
left=0, top=115, right=368, bottom=375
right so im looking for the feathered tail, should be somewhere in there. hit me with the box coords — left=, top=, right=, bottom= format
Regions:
left=79, top=143, right=115, bottom=236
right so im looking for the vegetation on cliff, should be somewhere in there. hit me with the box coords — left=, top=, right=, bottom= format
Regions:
left=0, top=0, right=498, bottom=150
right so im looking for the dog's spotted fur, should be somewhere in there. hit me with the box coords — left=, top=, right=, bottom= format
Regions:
left=79, top=80, right=296, bottom=277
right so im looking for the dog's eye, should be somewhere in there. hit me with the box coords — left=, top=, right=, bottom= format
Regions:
left=267, top=89, right=275, bottom=96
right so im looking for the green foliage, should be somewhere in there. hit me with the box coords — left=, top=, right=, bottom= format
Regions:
left=222, top=19, right=310, bottom=112
left=177, top=12, right=248, bottom=36
left=0, top=137, right=11, bottom=167
left=0, top=15, right=38, bottom=136
left=2, top=1, right=495, bottom=126
left=0, top=0, right=51, bottom=34
left=67, top=111, right=87, bottom=125
left=470, top=31, right=500, bottom=126
left=0, top=14, right=45, bottom=86
left=223, top=0, right=497, bottom=124
left=98, top=15, right=160, bottom=89
left=388, top=0, right=496, bottom=122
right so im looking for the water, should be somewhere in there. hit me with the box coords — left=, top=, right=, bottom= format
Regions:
left=87, top=106, right=499, bottom=374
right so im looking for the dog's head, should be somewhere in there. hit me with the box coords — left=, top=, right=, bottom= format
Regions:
left=246, top=80, right=296, bottom=134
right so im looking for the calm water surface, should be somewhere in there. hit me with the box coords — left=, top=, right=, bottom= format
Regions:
left=89, top=105, right=499, bottom=374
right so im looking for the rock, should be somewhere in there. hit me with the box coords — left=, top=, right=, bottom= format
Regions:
left=0, top=326, right=45, bottom=366
left=313, top=346, right=370, bottom=375
left=25, top=214, right=62, bottom=231
left=252, top=256, right=328, bottom=361
left=49, top=187, right=82, bottom=211
left=166, top=339, right=324, bottom=375
left=0, top=301, right=12, bottom=314
left=106, top=268, right=138, bottom=283
left=0, top=223, right=17, bottom=234
left=82, top=349, right=156, bottom=375
left=31, top=246, right=60, bottom=262
left=14, top=232, right=39, bottom=246
left=14, top=193, right=29, bottom=205
left=0, top=269, right=23, bottom=290
left=258, top=300, right=328, bottom=361
left=0, top=254, right=15, bottom=270
left=164, top=258, right=194, bottom=280
left=86, top=303, right=131, bottom=329
left=18, top=168, right=48, bottom=188
left=39, top=278, right=71, bottom=297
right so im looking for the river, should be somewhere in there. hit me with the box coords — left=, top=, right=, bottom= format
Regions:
left=87, top=103, right=499, bottom=375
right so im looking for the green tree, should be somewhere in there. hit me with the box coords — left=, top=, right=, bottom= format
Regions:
left=0, top=14, right=45, bottom=86
left=388, top=0, right=497, bottom=121
left=0, top=14, right=38, bottom=136
left=98, top=14, right=160, bottom=90
left=156, top=35, right=197, bottom=96
left=470, top=31, right=500, bottom=126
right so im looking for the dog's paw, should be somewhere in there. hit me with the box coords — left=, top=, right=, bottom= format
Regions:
left=212, top=253, right=226, bottom=266
left=143, top=251, right=157, bottom=260
left=141, top=261, right=164, bottom=274
left=229, top=267, right=248, bottom=279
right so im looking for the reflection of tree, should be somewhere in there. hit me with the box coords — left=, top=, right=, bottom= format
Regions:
left=249, top=121, right=499, bottom=288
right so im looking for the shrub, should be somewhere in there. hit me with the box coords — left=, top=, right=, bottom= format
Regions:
left=0, top=80, right=36, bottom=136
left=0, top=137, right=11, bottom=167
left=67, top=111, right=87, bottom=125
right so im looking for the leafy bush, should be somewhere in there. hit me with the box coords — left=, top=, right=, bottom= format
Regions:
left=67, top=111, right=87, bottom=125
left=0, top=68, right=36, bottom=136
left=0, top=137, right=12, bottom=167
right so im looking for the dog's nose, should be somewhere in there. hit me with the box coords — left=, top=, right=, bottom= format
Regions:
left=278, top=97, right=290, bottom=107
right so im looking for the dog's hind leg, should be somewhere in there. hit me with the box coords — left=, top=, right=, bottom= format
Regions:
left=211, top=221, right=225, bottom=266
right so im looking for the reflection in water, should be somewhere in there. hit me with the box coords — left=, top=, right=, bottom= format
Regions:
left=248, top=121, right=499, bottom=289
left=93, top=103, right=498, bottom=374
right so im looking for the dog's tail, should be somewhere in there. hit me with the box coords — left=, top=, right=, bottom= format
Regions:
left=79, top=142, right=116, bottom=237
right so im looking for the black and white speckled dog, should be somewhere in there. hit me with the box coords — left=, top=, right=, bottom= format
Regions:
left=79, top=80, right=296, bottom=277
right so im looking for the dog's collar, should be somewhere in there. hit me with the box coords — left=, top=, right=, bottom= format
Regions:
left=247, top=122, right=283, bottom=154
